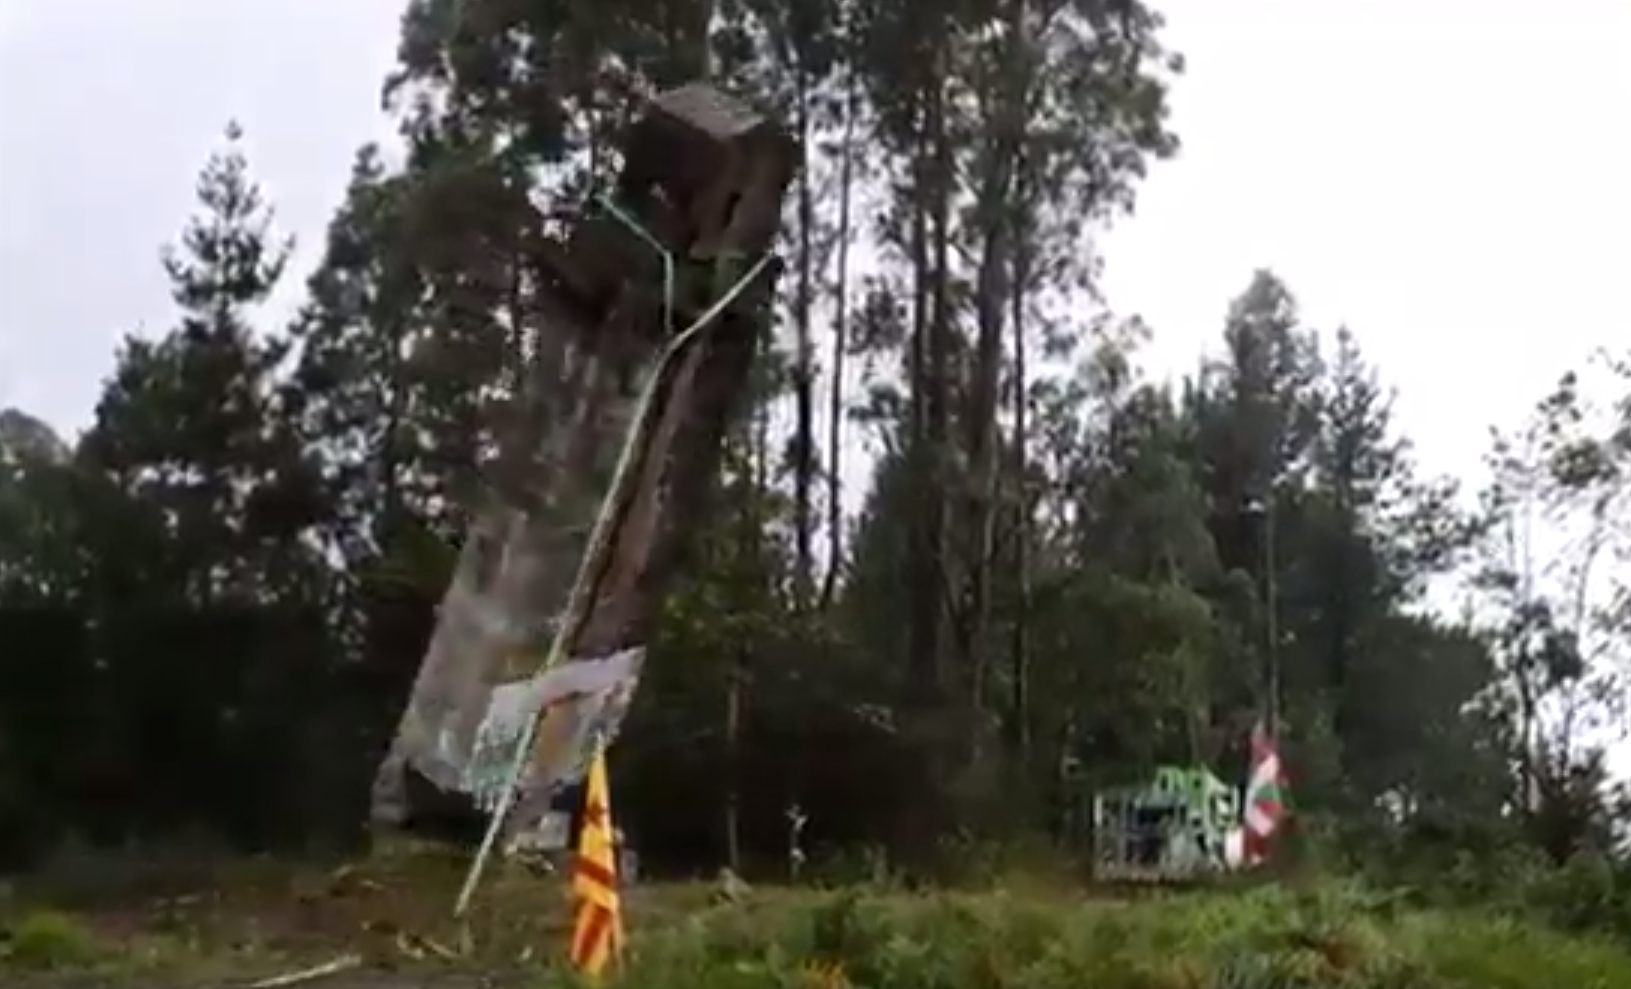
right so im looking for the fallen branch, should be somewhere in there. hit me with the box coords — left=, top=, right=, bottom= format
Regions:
left=396, top=929, right=461, bottom=960
left=243, top=953, right=363, bottom=989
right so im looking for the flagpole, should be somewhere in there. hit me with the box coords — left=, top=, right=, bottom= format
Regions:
left=1264, top=493, right=1279, bottom=738
left=1245, top=493, right=1280, bottom=738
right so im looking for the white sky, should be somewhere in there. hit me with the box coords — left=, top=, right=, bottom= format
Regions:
left=1104, top=0, right=1631, bottom=489
left=2, top=0, right=1629, bottom=497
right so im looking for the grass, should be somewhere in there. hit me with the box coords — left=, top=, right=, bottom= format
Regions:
left=0, top=838, right=719, bottom=980
left=4, top=845, right=1631, bottom=987
left=613, top=883, right=1631, bottom=989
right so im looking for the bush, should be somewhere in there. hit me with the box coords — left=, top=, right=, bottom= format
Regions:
left=1, top=908, right=102, bottom=970
left=1520, top=851, right=1631, bottom=941
left=594, top=882, right=1631, bottom=989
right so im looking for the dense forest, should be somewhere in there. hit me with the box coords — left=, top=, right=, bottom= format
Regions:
left=3, top=0, right=1631, bottom=929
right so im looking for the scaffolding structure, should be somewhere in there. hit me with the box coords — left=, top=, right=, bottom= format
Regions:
left=1091, top=765, right=1242, bottom=883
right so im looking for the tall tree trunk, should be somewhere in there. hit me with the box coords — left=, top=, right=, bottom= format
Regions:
left=957, top=0, right=1030, bottom=752
left=1007, top=215, right=1031, bottom=767
left=925, top=57, right=955, bottom=702
left=724, top=651, right=744, bottom=870
left=906, top=99, right=940, bottom=704
left=792, top=62, right=817, bottom=606
left=820, top=69, right=859, bottom=611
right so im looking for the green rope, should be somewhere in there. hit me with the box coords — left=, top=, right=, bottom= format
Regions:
left=455, top=251, right=777, bottom=918
left=593, top=193, right=677, bottom=337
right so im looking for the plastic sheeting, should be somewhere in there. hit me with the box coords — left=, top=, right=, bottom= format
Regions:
left=464, top=647, right=643, bottom=814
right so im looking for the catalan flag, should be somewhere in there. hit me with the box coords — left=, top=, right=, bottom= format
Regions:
left=570, top=752, right=623, bottom=978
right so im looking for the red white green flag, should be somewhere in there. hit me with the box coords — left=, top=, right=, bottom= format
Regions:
left=1242, top=720, right=1285, bottom=865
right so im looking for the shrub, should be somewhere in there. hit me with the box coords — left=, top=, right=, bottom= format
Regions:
left=594, top=882, right=1631, bottom=989
left=1, top=908, right=102, bottom=970
left=1518, top=851, right=1631, bottom=941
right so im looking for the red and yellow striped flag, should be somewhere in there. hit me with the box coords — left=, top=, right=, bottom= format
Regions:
left=569, top=752, right=623, bottom=978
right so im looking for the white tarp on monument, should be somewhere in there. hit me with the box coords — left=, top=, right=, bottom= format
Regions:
left=460, top=646, right=644, bottom=814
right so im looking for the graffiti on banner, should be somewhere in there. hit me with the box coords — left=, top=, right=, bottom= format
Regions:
left=463, top=646, right=644, bottom=814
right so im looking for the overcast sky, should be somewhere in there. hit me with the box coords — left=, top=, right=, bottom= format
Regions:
left=2, top=0, right=1629, bottom=497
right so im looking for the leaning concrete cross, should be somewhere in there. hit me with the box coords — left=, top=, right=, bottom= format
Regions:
left=370, top=83, right=797, bottom=850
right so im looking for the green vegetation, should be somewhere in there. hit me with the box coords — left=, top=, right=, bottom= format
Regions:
left=5, top=0, right=1631, bottom=985
left=1, top=908, right=102, bottom=971
left=3, top=839, right=1631, bottom=986
left=8, top=864, right=1631, bottom=988
left=623, top=885, right=1631, bottom=989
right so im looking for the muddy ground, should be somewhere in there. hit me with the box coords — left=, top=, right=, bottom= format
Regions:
left=2, top=842, right=708, bottom=987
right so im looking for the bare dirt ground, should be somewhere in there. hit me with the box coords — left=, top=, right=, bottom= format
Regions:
left=3, top=841, right=712, bottom=986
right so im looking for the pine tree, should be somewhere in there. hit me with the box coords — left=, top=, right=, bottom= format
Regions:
left=83, top=122, right=307, bottom=605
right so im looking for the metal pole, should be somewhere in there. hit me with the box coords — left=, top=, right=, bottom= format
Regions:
left=1263, top=494, right=1279, bottom=738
